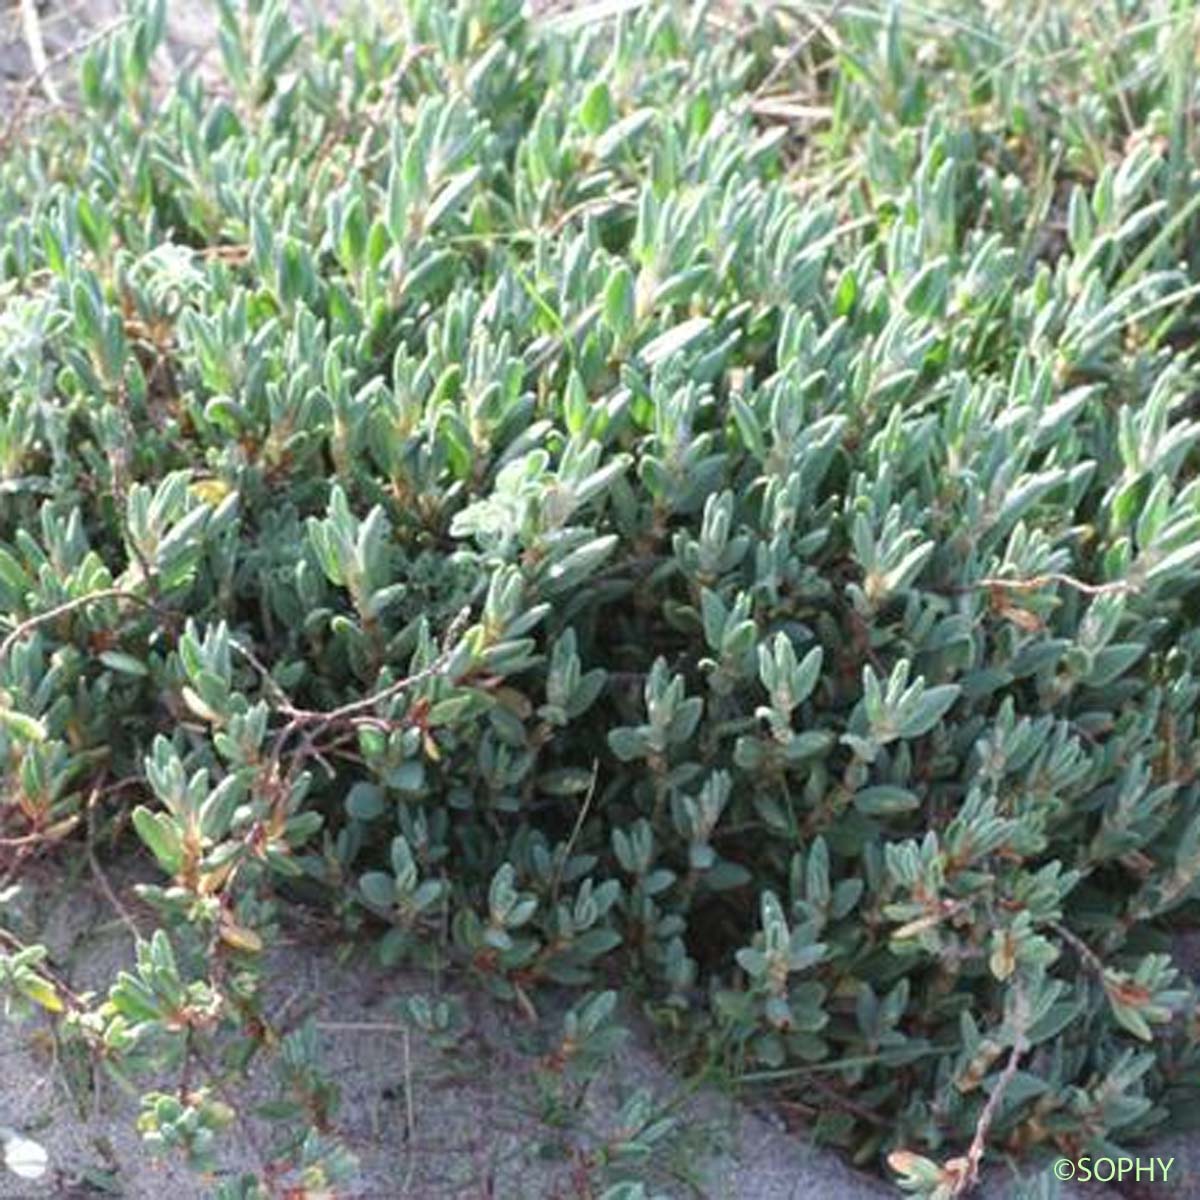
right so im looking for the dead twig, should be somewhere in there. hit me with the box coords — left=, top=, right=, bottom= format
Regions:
left=548, top=759, right=598, bottom=906
left=86, top=784, right=143, bottom=941
left=949, top=979, right=1029, bottom=1196
left=947, top=572, right=1135, bottom=598
left=755, top=0, right=844, bottom=95
left=749, top=98, right=835, bottom=123
left=2, top=13, right=130, bottom=150
left=273, top=603, right=470, bottom=734
left=314, top=1019, right=408, bottom=1033
left=400, top=1026, right=416, bottom=1194
left=979, top=572, right=1133, bottom=596
left=215, top=607, right=472, bottom=903
left=782, top=1076, right=891, bottom=1130
left=0, top=587, right=166, bottom=666
left=229, top=607, right=469, bottom=796
left=18, top=0, right=60, bottom=105
left=1049, top=919, right=1108, bottom=976
left=197, top=243, right=251, bottom=263
left=0, top=817, right=78, bottom=848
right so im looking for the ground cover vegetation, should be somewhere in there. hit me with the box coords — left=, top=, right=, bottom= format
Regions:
left=3, top=0, right=1200, bottom=1195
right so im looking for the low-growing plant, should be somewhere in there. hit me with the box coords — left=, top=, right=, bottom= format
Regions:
left=3, top=0, right=1200, bottom=1195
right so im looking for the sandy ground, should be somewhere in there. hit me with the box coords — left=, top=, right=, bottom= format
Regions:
left=0, top=864, right=904, bottom=1199
left=0, top=861, right=1140, bottom=1199
left=0, top=861, right=1142, bottom=1198
left=0, top=0, right=350, bottom=122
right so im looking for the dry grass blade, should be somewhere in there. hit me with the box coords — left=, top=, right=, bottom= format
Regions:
left=18, top=0, right=59, bottom=105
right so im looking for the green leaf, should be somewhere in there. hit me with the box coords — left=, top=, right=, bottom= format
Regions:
left=604, top=264, right=635, bottom=341
left=833, top=268, right=858, bottom=317
left=131, top=807, right=183, bottom=874
left=99, top=650, right=150, bottom=676
left=594, top=108, right=656, bottom=159
left=0, top=707, right=46, bottom=743
left=386, top=760, right=426, bottom=793
left=346, top=781, right=386, bottom=821
left=360, top=872, right=395, bottom=910
left=853, top=786, right=919, bottom=816
left=897, top=685, right=960, bottom=739
left=579, top=80, right=613, bottom=135
left=638, top=317, right=711, bottom=366
left=426, top=167, right=480, bottom=232
left=181, top=685, right=223, bottom=724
